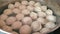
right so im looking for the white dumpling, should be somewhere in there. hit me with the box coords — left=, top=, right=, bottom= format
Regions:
left=38, top=11, right=46, bottom=17
left=22, top=9, right=30, bottom=15
left=1, top=14, right=8, bottom=20
left=34, top=2, right=41, bottom=7
left=12, top=8, right=21, bottom=14
left=21, top=1, right=28, bottom=5
left=6, top=17, right=16, bottom=25
left=27, top=6, right=34, bottom=11
left=45, top=9, right=53, bottom=15
left=44, top=22, right=56, bottom=29
left=34, top=7, right=42, bottom=12
left=8, top=3, right=15, bottom=9
left=11, top=21, right=22, bottom=29
left=40, top=28, right=50, bottom=33
left=16, top=14, right=24, bottom=20
left=37, top=17, right=48, bottom=24
left=19, top=25, right=32, bottom=34
left=2, top=26, right=13, bottom=32
left=3, top=9, right=13, bottom=15
left=22, top=17, right=32, bottom=25
left=19, top=5, right=26, bottom=10
left=14, top=2, right=21, bottom=8
left=29, top=1, right=35, bottom=6
left=46, top=15, right=56, bottom=22
left=41, top=6, right=47, bottom=11
left=31, top=21, right=42, bottom=32
left=30, top=12, right=37, bottom=20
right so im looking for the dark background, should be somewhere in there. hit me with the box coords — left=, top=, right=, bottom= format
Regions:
left=48, top=27, right=60, bottom=34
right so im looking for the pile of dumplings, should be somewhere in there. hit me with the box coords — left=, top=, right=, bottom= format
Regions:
left=0, top=0, right=56, bottom=34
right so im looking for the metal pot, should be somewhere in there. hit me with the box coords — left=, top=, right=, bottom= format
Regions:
left=0, top=0, right=60, bottom=34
